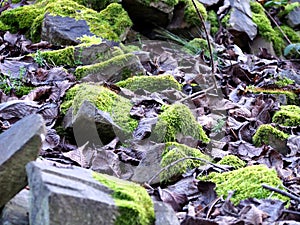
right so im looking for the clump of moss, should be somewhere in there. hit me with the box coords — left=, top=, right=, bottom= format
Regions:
left=0, top=0, right=132, bottom=42
left=182, top=38, right=210, bottom=55
left=78, top=35, right=102, bottom=45
left=116, top=75, right=182, bottom=92
left=152, top=103, right=210, bottom=144
left=272, top=105, right=300, bottom=126
left=207, top=10, right=219, bottom=35
left=75, top=53, right=137, bottom=80
left=160, top=142, right=211, bottom=181
left=275, top=77, right=295, bottom=87
left=252, top=124, right=289, bottom=147
left=278, top=2, right=300, bottom=18
left=198, top=164, right=290, bottom=205
left=93, top=172, right=155, bottom=225
left=61, top=83, right=138, bottom=132
left=38, top=46, right=76, bottom=67
left=180, top=0, right=207, bottom=26
left=218, top=155, right=246, bottom=170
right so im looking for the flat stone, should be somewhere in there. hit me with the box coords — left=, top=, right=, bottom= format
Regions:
left=26, top=161, right=118, bottom=225
left=0, top=189, right=30, bottom=225
left=41, top=13, right=94, bottom=46
left=287, top=7, right=300, bottom=28
left=154, top=201, right=180, bottom=225
left=0, top=114, right=45, bottom=208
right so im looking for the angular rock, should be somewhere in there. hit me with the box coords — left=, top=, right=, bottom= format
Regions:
left=0, top=189, right=30, bottom=225
left=198, top=0, right=220, bottom=6
left=154, top=201, right=180, bottom=225
left=26, top=161, right=118, bottom=225
left=41, top=14, right=95, bottom=46
left=0, top=114, right=45, bottom=208
left=250, top=36, right=276, bottom=56
left=287, top=6, right=300, bottom=28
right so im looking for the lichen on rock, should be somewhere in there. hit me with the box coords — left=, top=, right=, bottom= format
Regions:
left=272, top=105, right=300, bottom=126
left=198, top=164, right=290, bottom=205
left=116, top=74, right=182, bottom=92
left=152, top=103, right=210, bottom=144
left=93, top=172, right=155, bottom=225
left=252, top=124, right=289, bottom=147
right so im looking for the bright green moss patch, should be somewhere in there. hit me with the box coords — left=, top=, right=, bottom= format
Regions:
left=0, top=0, right=132, bottom=42
left=278, top=2, right=300, bottom=18
left=38, top=46, right=76, bottom=66
left=272, top=105, right=300, bottom=126
left=61, top=83, right=138, bottom=132
left=180, top=0, right=207, bottom=26
left=152, top=103, right=210, bottom=144
left=160, top=142, right=211, bottom=181
left=116, top=75, right=181, bottom=92
left=275, top=77, right=295, bottom=87
left=93, top=172, right=155, bottom=225
left=182, top=38, right=210, bottom=55
left=207, top=10, right=218, bottom=35
left=198, top=164, right=290, bottom=205
left=218, top=155, right=246, bottom=170
left=252, top=124, right=289, bottom=147
left=75, top=53, right=136, bottom=80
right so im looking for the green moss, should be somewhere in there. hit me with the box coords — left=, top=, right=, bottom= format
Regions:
left=207, top=10, right=219, bottom=35
left=278, top=2, right=300, bottom=18
left=116, top=75, right=182, bottom=92
left=274, top=25, right=300, bottom=44
left=119, top=43, right=141, bottom=53
left=78, top=35, right=102, bottom=45
left=272, top=105, right=300, bottom=126
left=61, top=83, right=138, bottom=132
left=180, top=0, right=207, bottom=26
left=93, top=172, right=155, bottom=225
left=38, top=46, right=76, bottom=66
left=152, top=103, right=210, bottom=144
left=73, top=0, right=118, bottom=11
left=75, top=53, right=136, bottom=80
left=198, top=164, right=290, bottom=205
left=221, top=10, right=231, bottom=27
left=218, top=155, right=246, bottom=170
left=0, top=0, right=132, bottom=42
left=275, top=77, right=295, bottom=87
left=182, top=38, right=210, bottom=55
left=252, top=124, right=289, bottom=147
left=160, top=142, right=211, bottom=181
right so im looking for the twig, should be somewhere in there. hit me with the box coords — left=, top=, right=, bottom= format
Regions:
left=262, top=184, right=300, bottom=203
left=190, top=0, right=218, bottom=90
left=146, top=156, right=228, bottom=185
left=206, top=196, right=222, bottom=219
left=176, top=85, right=215, bottom=103
left=263, top=8, right=292, bottom=45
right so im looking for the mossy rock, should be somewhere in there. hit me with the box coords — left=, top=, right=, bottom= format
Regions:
left=218, top=155, right=246, bottom=170
left=198, top=164, right=290, bottom=205
left=0, top=0, right=132, bottom=42
left=116, top=74, right=182, bottom=92
left=272, top=105, right=300, bottom=126
left=93, top=172, right=155, bottom=225
left=160, top=142, right=211, bottom=181
left=252, top=124, right=289, bottom=147
left=182, top=38, right=210, bottom=55
left=152, top=103, right=210, bottom=144
left=61, top=83, right=138, bottom=133
left=73, top=0, right=119, bottom=12
left=180, top=0, right=207, bottom=26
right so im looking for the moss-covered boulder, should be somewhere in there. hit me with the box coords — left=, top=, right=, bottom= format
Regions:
left=152, top=103, right=210, bottom=144
left=198, top=164, right=290, bottom=205
left=160, top=142, right=211, bottom=181
left=0, top=0, right=132, bottom=42
left=93, top=172, right=155, bottom=225
left=116, top=74, right=182, bottom=92
left=272, top=105, right=300, bottom=126
left=61, top=83, right=138, bottom=133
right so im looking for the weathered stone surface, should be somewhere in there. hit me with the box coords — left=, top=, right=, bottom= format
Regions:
left=154, top=201, right=180, bottom=225
left=0, top=189, right=30, bottom=225
left=198, top=0, right=220, bottom=6
left=0, top=114, right=45, bottom=208
left=250, top=36, right=276, bottom=56
left=71, top=100, right=123, bottom=147
left=287, top=7, right=300, bottom=28
left=131, top=143, right=165, bottom=184
left=26, top=161, right=119, bottom=225
left=41, top=14, right=94, bottom=46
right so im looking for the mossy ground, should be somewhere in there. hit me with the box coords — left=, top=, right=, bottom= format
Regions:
left=93, top=172, right=155, bottom=225
left=182, top=38, right=210, bottom=55
left=252, top=124, right=289, bottom=147
left=152, top=103, right=210, bottom=144
left=198, top=164, right=290, bottom=205
left=160, top=142, right=211, bottom=181
left=272, top=105, right=300, bottom=126
left=60, top=83, right=138, bottom=133
left=0, top=0, right=132, bottom=42
left=116, top=74, right=182, bottom=92
left=218, top=155, right=246, bottom=170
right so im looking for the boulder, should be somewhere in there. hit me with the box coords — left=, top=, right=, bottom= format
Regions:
left=0, top=114, right=45, bottom=208
left=287, top=6, right=300, bottom=28
left=154, top=201, right=180, bottom=225
left=26, top=161, right=155, bottom=225
left=41, top=14, right=94, bottom=46
left=250, top=36, right=276, bottom=56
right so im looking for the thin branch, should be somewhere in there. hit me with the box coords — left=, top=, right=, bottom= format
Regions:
left=190, top=0, right=218, bottom=90
left=146, top=156, right=228, bottom=185
left=262, top=184, right=300, bottom=203
left=176, top=86, right=215, bottom=103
